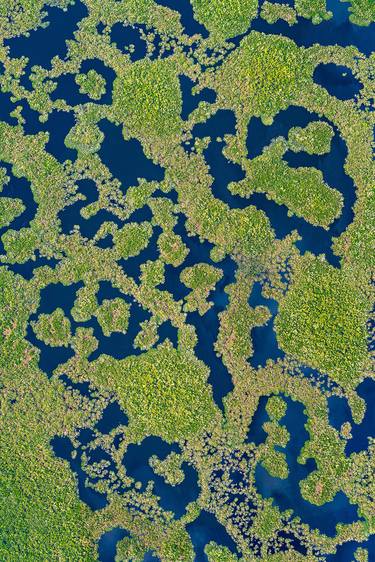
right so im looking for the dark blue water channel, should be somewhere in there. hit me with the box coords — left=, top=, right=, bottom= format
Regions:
left=26, top=279, right=155, bottom=376
left=313, top=63, right=362, bottom=100
left=328, top=378, right=375, bottom=455
left=250, top=396, right=361, bottom=536
left=123, top=436, right=199, bottom=519
left=250, top=0, right=375, bottom=56
left=98, top=527, right=130, bottom=562
left=98, top=120, right=164, bottom=191
left=157, top=213, right=236, bottom=411
left=186, top=510, right=240, bottom=561
left=179, top=75, right=216, bottom=121
left=110, top=23, right=148, bottom=62
left=5, top=1, right=88, bottom=75
left=325, top=534, right=375, bottom=561
left=51, top=434, right=109, bottom=510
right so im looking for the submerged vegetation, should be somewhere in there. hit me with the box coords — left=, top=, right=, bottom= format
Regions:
left=0, top=0, right=374, bottom=560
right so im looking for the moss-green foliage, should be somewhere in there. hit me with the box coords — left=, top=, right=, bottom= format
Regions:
left=205, top=541, right=240, bottom=561
left=260, top=2, right=297, bottom=25
left=239, top=138, right=342, bottom=227
left=158, top=230, right=189, bottom=266
left=75, top=70, right=106, bottom=100
left=0, top=0, right=69, bottom=38
left=113, top=222, right=153, bottom=259
left=288, top=121, right=334, bottom=155
left=345, top=0, right=375, bottom=25
left=65, top=121, right=104, bottom=155
left=1, top=226, right=38, bottom=263
left=96, top=298, right=130, bottom=336
left=0, top=197, right=25, bottom=228
left=116, top=536, right=145, bottom=562
left=32, top=308, right=71, bottom=347
left=216, top=32, right=311, bottom=120
left=158, top=523, right=195, bottom=561
left=149, top=451, right=185, bottom=485
left=251, top=500, right=282, bottom=541
left=0, top=269, right=98, bottom=560
left=191, top=0, right=258, bottom=41
left=181, top=263, right=222, bottom=314
left=294, top=0, right=332, bottom=23
left=89, top=344, right=217, bottom=441
left=265, top=395, right=287, bottom=422
left=1, top=0, right=374, bottom=557
left=112, top=59, right=182, bottom=143
left=275, top=255, right=369, bottom=389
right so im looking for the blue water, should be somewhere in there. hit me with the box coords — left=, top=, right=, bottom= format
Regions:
left=325, top=534, right=375, bottom=561
left=327, top=378, right=375, bottom=456
left=51, top=435, right=108, bottom=510
left=5, top=2, right=88, bottom=73
left=95, top=401, right=129, bottom=434
left=58, top=178, right=99, bottom=235
left=45, top=110, right=76, bottom=163
left=346, top=378, right=375, bottom=455
left=26, top=282, right=82, bottom=376
left=313, top=63, right=362, bottom=100
left=1, top=252, right=59, bottom=280
left=155, top=213, right=235, bottom=411
left=179, top=75, right=216, bottom=120
left=0, top=90, right=18, bottom=126
left=255, top=397, right=361, bottom=536
left=190, top=109, right=237, bottom=141
left=247, top=106, right=319, bottom=160
left=98, top=120, right=164, bottom=191
left=98, top=528, right=130, bottom=562
left=157, top=319, right=178, bottom=348
left=110, top=23, right=147, bottom=62
left=117, top=225, right=161, bottom=283
left=88, top=285, right=150, bottom=361
left=246, top=395, right=271, bottom=446
left=250, top=4, right=375, bottom=56
left=186, top=510, right=240, bottom=561
left=123, top=436, right=199, bottom=519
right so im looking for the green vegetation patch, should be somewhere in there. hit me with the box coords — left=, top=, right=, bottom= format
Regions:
left=75, top=70, right=106, bottom=100
left=294, top=0, right=332, bottom=24
left=113, top=222, right=153, bottom=259
left=96, top=298, right=131, bottom=337
left=216, top=32, right=311, bottom=120
left=205, top=541, right=240, bottom=561
left=32, top=308, right=72, bottom=347
left=112, top=59, right=182, bottom=143
left=261, top=2, right=297, bottom=25
left=288, top=121, right=334, bottom=155
left=275, top=255, right=369, bottom=389
left=345, top=0, right=375, bottom=26
left=89, top=344, right=217, bottom=441
left=158, top=230, right=189, bottom=266
left=265, top=395, right=287, bottom=422
left=191, top=0, right=258, bottom=41
left=237, top=138, right=342, bottom=228
left=181, top=263, right=223, bottom=315
left=0, top=197, right=25, bottom=228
